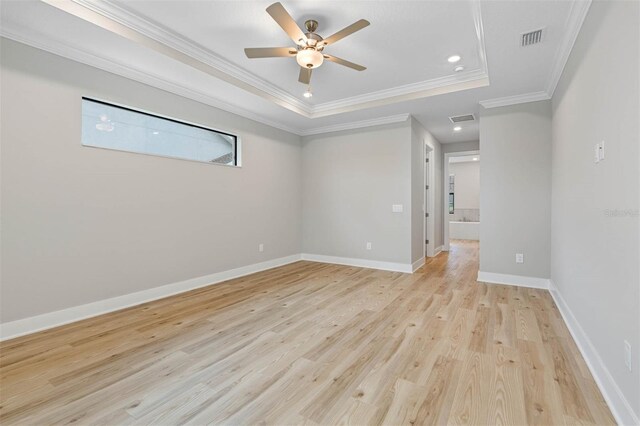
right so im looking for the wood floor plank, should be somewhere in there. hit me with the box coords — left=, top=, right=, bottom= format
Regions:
left=0, top=240, right=615, bottom=425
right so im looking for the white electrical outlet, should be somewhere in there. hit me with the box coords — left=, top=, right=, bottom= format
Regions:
left=392, top=204, right=404, bottom=213
left=515, top=253, right=524, bottom=264
left=624, top=340, right=632, bottom=371
left=366, top=242, right=372, bottom=250
left=599, top=140, right=605, bottom=161
left=258, top=243, right=264, bottom=252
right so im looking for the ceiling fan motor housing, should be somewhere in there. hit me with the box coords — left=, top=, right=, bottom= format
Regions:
left=303, top=32, right=324, bottom=49
left=304, top=19, right=318, bottom=33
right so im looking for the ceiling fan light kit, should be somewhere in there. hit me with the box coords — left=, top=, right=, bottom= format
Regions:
left=244, top=2, right=369, bottom=91
left=296, top=48, right=324, bottom=69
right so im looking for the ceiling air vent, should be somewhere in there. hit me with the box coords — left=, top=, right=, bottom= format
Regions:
left=449, top=114, right=475, bottom=123
left=521, top=29, right=543, bottom=46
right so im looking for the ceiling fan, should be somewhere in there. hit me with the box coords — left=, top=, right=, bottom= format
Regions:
left=244, top=2, right=369, bottom=87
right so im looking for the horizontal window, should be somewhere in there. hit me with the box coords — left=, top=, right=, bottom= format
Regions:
left=81, top=98, right=238, bottom=166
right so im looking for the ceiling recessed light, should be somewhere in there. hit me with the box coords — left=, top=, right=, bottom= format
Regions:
left=152, top=131, right=160, bottom=135
left=453, top=126, right=462, bottom=132
left=303, top=88, right=313, bottom=98
left=448, top=55, right=461, bottom=63
left=473, top=157, right=478, bottom=161
left=454, top=65, right=464, bottom=72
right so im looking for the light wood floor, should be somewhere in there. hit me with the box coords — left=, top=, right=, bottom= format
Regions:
left=0, top=240, right=614, bottom=425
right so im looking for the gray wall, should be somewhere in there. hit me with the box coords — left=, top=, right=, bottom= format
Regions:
left=551, top=0, right=639, bottom=417
left=479, top=101, right=552, bottom=278
left=0, top=39, right=303, bottom=323
left=302, top=122, right=413, bottom=264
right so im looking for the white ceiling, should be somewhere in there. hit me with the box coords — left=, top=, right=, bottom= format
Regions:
left=0, top=0, right=590, bottom=143
left=120, top=1, right=484, bottom=104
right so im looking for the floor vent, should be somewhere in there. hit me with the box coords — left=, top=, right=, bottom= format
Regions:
left=521, top=29, right=543, bottom=46
left=449, top=114, right=475, bottom=123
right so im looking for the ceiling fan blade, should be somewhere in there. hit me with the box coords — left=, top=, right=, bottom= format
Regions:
left=298, top=67, right=312, bottom=84
left=323, top=54, right=366, bottom=71
left=266, top=2, right=307, bottom=45
left=244, top=47, right=297, bottom=58
left=321, top=19, right=370, bottom=46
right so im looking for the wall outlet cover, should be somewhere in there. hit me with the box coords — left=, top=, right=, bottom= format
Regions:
left=515, top=253, right=524, bottom=264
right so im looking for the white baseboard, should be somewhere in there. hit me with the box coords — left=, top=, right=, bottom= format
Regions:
left=412, top=257, right=425, bottom=272
left=549, top=281, right=639, bottom=426
left=477, top=271, right=550, bottom=289
left=0, top=254, right=302, bottom=341
left=301, top=253, right=413, bottom=273
left=434, top=245, right=444, bottom=256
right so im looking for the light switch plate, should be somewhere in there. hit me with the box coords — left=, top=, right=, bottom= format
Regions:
left=594, top=144, right=600, bottom=163
left=392, top=204, right=404, bottom=213
left=515, top=253, right=524, bottom=264
left=599, top=140, right=605, bottom=161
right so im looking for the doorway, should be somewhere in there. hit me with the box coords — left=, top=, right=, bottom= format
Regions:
left=443, top=150, right=480, bottom=252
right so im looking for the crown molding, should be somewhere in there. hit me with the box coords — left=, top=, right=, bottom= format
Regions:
left=36, top=0, right=490, bottom=118
left=39, top=0, right=313, bottom=117
left=312, top=70, right=489, bottom=117
left=71, top=0, right=312, bottom=115
left=301, top=114, right=410, bottom=136
left=1, top=26, right=412, bottom=138
left=478, top=0, right=591, bottom=109
left=296, top=0, right=490, bottom=117
left=545, top=0, right=592, bottom=96
left=479, top=91, right=551, bottom=109
left=0, top=26, right=304, bottom=136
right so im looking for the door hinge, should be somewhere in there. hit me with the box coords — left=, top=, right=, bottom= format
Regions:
left=425, top=158, right=429, bottom=163
left=425, top=213, right=429, bottom=217
left=425, top=185, right=429, bottom=190
left=425, top=239, right=429, bottom=244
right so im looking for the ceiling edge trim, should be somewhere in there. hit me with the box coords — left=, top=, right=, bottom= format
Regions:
left=74, top=0, right=312, bottom=114
left=311, top=0, right=490, bottom=117
left=56, top=0, right=491, bottom=117
left=545, top=0, right=592, bottom=96
left=477, top=0, right=592, bottom=109
left=471, top=0, right=489, bottom=78
left=40, top=0, right=313, bottom=117
left=312, top=70, right=489, bottom=116
left=479, top=91, right=551, bottom=109
left=300, top=114, right=410, bottom=136
left=0, top=28, right=304, bottom=136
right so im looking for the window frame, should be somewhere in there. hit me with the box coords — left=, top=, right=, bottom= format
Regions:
left=81, top=97, right=240, bottom=167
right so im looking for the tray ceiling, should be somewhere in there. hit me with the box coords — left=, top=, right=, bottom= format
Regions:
left=0, top=0, right=588, bottom=142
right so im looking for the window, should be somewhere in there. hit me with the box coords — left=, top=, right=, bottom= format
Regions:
left=82, top=98, right=238, bottom=166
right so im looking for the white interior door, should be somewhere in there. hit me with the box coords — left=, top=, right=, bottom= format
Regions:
left=425, top=152, right=429, bottom=253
